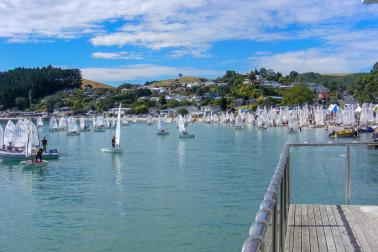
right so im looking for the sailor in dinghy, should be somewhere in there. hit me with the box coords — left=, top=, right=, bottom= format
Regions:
left=101, top=104, right=123, bottom=153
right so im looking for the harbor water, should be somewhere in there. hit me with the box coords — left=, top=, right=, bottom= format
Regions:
left=0, top=123, right=377, bottom=251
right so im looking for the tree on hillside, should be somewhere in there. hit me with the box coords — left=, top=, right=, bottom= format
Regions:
left=289, top=71, right=299, bottom=80
left=219, top=96, right=228, bottom=111
left=355, top=63, right=378, bottom=102
left=177, top=108, right=188, bottom=116
left=0, top=66, right=81, bottom=109
left=15, top=97, right=28, bottom=110
left=282, top=84, right=315, bottom=106
left=159, top=95, right=167, bottom=105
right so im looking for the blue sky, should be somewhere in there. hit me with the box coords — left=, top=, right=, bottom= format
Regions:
left=0, top=0, right=378, bottom=85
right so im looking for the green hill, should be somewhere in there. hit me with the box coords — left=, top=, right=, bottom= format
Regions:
left=151, top=77, right=206, bottom=87
left=82, top=79, right=115, bottom=90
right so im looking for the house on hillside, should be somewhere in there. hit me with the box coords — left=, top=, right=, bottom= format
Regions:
left=200, top=105, right=221, bottom=115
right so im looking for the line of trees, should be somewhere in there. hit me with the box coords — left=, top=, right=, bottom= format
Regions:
left=0, top=65, right=81, bottom=110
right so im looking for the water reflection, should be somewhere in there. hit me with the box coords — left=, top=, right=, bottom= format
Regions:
left=112, top=154, right=123, bottom=186
left=177, top=140, right=186, bottom=170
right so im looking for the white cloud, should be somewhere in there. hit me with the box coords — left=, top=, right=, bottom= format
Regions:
left=92, top=51, right=143, bottom=60
left=1, top=0, right=378, bottom=71
left=81, top=64, right=223, bottom=82
left=1, top=0, right=378, bottom=56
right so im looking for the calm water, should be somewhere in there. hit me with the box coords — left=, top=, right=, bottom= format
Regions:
left=0, top=123, right=377, bottom=252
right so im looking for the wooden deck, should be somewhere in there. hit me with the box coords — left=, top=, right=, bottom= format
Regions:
left=285, top=204, right=378, bottom=252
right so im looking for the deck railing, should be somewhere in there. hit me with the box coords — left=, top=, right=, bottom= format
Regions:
left=241, top=142, right=377, bottom=252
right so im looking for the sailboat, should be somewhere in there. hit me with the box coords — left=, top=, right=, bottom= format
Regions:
left=0, top=119, right=59, bottom=160
left=49, top=116, right=58, bottom=131
left=146, top=115, right=153, bottom=125
left=94, top=116, right=105, bottom=132
left=67, top=117, right=80, bottom=136
left=122, top=116, right=129, bottom=126
left=157, top=116, right=169, bottom=135
left=178, top=115, right=194, bottom=138
left=80, top=117, right=90, bottom=132
left=234, top=113, right=244, bottom=129
left=20, top=125, right=48, bottom=166
left=101, top=104, right=123, bottom=153
left=36, top=117, right=44, bottom=128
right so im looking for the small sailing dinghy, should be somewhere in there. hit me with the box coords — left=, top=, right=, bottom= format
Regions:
left=101, top=104, right=123, bottom=153
left=49, top=116, right=58, bottom=131
left=67, top=117, right=80, bottom=136
left=157, top=116, right=169, bottom=135
left=93, top=116, right=106, bottom=132
left=79, top=117, right=90, bottom=132
left=146, top=115, right=153, bottom=125
left=20, top=125, right=48, bottom=167
left=234, top=112, right=244, bottom=129
left=178, top=115, right=194, bottom=138
left=36, top=117, right=44, bottom=128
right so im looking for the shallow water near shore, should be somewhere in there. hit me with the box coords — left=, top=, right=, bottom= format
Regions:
left=0, top=123, right=377, bottom=252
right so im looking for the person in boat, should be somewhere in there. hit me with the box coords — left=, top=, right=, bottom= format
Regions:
left=112, top=135, right=116, bottom=148
left=42, top=137, right=48, bottom=152
left=35, top=148, right=43, bottom=162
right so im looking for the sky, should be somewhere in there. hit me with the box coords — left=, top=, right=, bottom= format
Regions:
left=0, top=0, right=378, bottom=85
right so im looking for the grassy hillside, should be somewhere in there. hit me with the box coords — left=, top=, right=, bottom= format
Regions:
left=151, top=76, right=206, bottom=87
left=82, top=79, right=115, bottom=89
left=299, top=72, right=368, bottom=85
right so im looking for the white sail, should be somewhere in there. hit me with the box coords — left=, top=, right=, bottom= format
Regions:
left=37, top=117, right=43, bottom=127
left=235, top=113, right=244, bottom=128
left=67, top=117, right=79, bottom=132
left=157, top=117, right=167, bottom=131
left=58, top=117, right=67, bottom=129
left=115, top=104, right=121, bottom=146
left=178, top=116, right=186, bottom=133
left=4, top=120, right=16, bottom=147
left=13, top=120, right=29, bottom=148
left=50, top=116, right=58, bottom=129
left=0, top=125, right=3, bottom=148
left=80, top=117, right=86, bottom=129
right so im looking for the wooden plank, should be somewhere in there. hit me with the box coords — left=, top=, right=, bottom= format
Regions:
left=330, top=205, right=354, bottom=252
left=284, top=204, right=295, bottom=252
left=300, top=205, right=311, bottom=252
left=293, top=204, right=302, bottom=251
left=325, top=205, right=345, bottom=251
left=307, top=205, right=320, bottom=252
left=342, top=205, right=372, bottom=252
left=319, top=205, right=337, bottom=251
left=349, top=206, right=378, bottom=250
left=359, top=206, right=378, bottom=235
left=313, top=205, right=328, bottom=251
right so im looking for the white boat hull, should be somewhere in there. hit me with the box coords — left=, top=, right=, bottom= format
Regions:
left=101, top=148, right=123, bottom=153
left=21, top=160, right=48, bottom=167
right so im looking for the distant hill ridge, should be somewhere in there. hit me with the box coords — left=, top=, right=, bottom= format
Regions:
left=151, top=76, right=206, bottom=87
left=82, top=79, right=114, bottom=89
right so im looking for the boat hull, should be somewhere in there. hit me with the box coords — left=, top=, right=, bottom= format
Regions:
left=157, top=131, right=169, bottom=135
left=179, top=134, right=195, bottom=138
left=94, top=128, right=105, bottom=132
left=67, top=132, right=80, bottom=136
left=0, top=150, right=59, bottom=160
left=21, top=160, right=48, bottom=167
left=101, top=148, right=123, bottom=153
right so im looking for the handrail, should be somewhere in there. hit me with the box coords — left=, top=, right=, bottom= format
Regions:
left=241, top=142, right=378, bottom=252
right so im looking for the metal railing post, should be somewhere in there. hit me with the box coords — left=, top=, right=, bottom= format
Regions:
left=346, top=146, right=351, bottom=205
left=280, top=177, right=284, bottom=252
left=272, top=204, right=277, bottom=252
